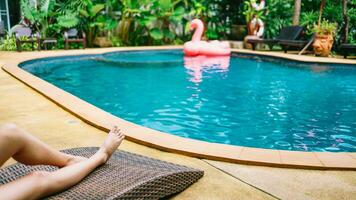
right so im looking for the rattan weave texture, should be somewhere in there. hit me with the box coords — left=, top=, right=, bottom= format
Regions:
left=0, top=147, right=204, bottom=199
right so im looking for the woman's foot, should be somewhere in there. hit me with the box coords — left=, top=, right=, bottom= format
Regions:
left=96, top=126, right=125, bottom=163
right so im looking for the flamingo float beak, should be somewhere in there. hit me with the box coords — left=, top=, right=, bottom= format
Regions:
left=190, top=23, right=196, bottom=32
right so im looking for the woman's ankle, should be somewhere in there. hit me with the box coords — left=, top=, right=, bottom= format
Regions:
left=93, top=150, right=108, bottom=165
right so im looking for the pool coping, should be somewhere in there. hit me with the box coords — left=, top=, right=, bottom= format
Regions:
left=1, top=46, right=356, bottom=170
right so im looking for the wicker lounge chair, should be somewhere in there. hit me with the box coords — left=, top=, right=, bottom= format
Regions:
left=64, top=28, right=86, bottom=50
left=0, top=147, right=203, bottom=200
left=13, top=27, right=41, bottom=52
left=338, top=43, right=356, bottom=58
left=247, top=26, right=304, bottom=50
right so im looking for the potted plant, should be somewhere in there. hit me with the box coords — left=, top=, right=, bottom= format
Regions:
left=311, top=20, right=337, bottom=57
left=242, top=0, right=265, bottom=49
left=243, top=0, right=265, bottom=36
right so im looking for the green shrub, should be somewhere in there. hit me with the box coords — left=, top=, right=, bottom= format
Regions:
left=0, top=35, right=38, bottom=51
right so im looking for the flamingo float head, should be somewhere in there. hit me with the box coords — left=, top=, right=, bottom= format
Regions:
left=190, top=19, right=204, bottom=31
left=189, top=19, right=204, bottom=42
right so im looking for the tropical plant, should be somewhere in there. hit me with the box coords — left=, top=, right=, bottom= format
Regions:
left=116, top=0, right=146, bottom=45
left=116, top=0, right=187, bottom=45
left=20, top=0, right=56, bottom=38
left=138, top=0, right=187, bottom=44
left=243, top=0, right=265, bottom=23
left=338, top=0, right=356, bottom=44
left=101, top=0, right=119, bottom=38
left=79, top=0, right=105, bottom=47
left=57, top=12, right=80, bottom=30
left=347, top=0, right=356, bottom=43
left=300, top=11, right=319, bottom=35
left=263, top=0, right=293, bottom=39
left=20, top=0, right=81, bottom=39
left=205, top=0, right=232, bottom=39
left=56, top=0, right=89, bottom=14
left=229, top=0, right=245, bottom=25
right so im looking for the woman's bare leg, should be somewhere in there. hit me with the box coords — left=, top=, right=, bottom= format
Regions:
left=0, top=123, right=83, bottom=167
left=0, top=126, right=125, bottom=200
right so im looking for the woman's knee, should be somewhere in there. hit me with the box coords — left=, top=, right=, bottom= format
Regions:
left=0, top=123, right=19, bottom=139
left=0, top=123, right=18, bottom=132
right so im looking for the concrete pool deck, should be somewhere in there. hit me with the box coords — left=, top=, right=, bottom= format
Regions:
left=0, top=47, right=356, bottom=199
left=1, top=46, right=356, bottom=170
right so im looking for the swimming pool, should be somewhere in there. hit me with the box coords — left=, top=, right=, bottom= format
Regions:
left=20, top=50, right=356, bottom=152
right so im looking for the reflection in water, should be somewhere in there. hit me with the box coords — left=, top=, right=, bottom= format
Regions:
left=310, top=64, right=330, bottom=73
left=184, top=56, right=230, bottom=83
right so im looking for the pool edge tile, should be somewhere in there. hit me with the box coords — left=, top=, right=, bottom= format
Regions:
left=316, top=152, right=356, bottom=169
left=280, top=151, right=323, bottom=167
left=348, top=153, right=356, bottom=161
left=239, top=148, right=281, bottom=165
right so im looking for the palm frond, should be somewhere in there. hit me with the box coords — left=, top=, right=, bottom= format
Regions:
left=40, top=0, right=55, bottom=14
left=57, top=12, right=79, bottom=28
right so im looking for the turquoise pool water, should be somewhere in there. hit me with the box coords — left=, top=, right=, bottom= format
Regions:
left=21, top=50, right=356, bottom=152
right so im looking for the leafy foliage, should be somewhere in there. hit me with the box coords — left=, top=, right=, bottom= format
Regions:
left=243, top=0, right=266, bottom=23
left=63, top=0, right=105, bottom=47
left=2, top=0, right=354, bottom=51
left=263, top=0, right=293, bottom=39
left=20, top=0, right=57, bottom=38
left=0, top=35, right=18, bottom=51
left=346, top=0, right=356, bottom=43
left=311, top=20, right=337, bottom=36
left=0, top=35, right=37, bottom=51
left=57, top=12, right=80, bottom=29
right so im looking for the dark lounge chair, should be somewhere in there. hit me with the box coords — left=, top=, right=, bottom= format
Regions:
left=0, top=147, right=204, bottom=199
left=64, top=28, right=86, bottom=50
left=13, top=27, right=41, bottom=52
left=339, top=44, right=356, bottom=58
left=278, top=36, right=314, bottom=53
left=247, top=26, right=304, bottom=50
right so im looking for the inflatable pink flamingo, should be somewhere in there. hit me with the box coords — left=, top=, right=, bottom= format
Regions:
left=184, top=19, right=231, bottom=56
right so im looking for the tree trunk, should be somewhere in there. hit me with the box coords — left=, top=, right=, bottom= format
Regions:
left=318, top=0, right=326, bottom=27
left=292, top=0, right=301, bottom=25
left=341, top=0, right=349, bottom=43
